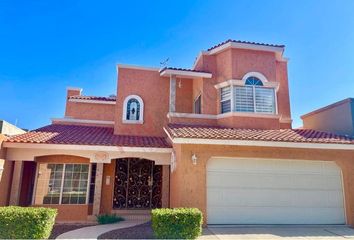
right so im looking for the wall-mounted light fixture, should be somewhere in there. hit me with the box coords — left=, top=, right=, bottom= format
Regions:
left=191, top=153, right=197, bottom=165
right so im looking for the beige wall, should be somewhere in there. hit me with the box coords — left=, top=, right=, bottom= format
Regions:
left=0, top=134, right=12, bottom=206
left=170, top=143, right=354, bottom=225
left=302, top=100, right=354, bottom=136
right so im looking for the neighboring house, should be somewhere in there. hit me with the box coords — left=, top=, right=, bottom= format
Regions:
left=302, top=98, right=354, bottom=137
left=0, top=120, right=26, bottom=205
left=1, top=39, right=354, bottom=225
left=0, top=120, right=26, bottom=136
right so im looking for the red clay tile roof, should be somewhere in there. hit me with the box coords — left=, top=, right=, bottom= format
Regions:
left=159, top=67, right=211, bottom=74
left=69, top=95, right=116, bottom=102
left=207, top=39, right=285, bottom=51
left=165, top=124, right=354, bottom=145
left=6, top=124, right=171, bottom=148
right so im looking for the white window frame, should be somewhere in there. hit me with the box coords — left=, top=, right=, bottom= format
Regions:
left=122, top=95, right=144, bottom=124
left=220, top=72, right=278, bottom=115
left=220, top=86, right=232, bottom=114
left=33, top=163, right=92, bottom=205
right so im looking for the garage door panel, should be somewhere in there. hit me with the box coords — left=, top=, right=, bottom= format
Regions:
left=208, top=172, right=341, bottom=190
left=207, top=158, right=345, bottom=224
left=208, top=188, right=344, bottom=208
left=208, top=206, right=345, bottom=225
left=208, top=159, right=341, bottom=175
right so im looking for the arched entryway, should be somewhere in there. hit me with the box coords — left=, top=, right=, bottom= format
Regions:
left=113, top=158, right=162, bottom=209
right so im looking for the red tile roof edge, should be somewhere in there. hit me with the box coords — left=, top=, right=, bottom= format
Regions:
left=6, top=124, right=172, bottom=148
left=207, top=39, right=285, bottom=51
left=165, top=124, right=354, bottom=145
left=159, top=67, right=211, bottom=74
left=69, top=95, right=116, bottom=102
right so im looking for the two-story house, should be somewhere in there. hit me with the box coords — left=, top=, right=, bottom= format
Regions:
left=1, top=40, right=354, bottom=225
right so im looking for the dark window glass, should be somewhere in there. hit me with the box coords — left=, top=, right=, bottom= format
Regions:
left=89, top=163, right=97, bottom=204
left=126, top=98, right=140, bottom=120
left=194, top=95, right=201, bottom=114
left=245, top=77, right=263, bottom=86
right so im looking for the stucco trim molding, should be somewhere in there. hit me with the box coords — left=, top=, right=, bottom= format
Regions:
left=167, top=112, right=217, bottom=119
left=167, top=112, right=280, bottom=120
left=214, top=79, right=280, bottom=91
left=51, top=118, right=115, bottom=126
left=164, top=128, right=354, bottom=150
left=3, top=142, right=172, bottom=153
left=4, top=142, right=173, bottom=164
left=117, top=64, right=160, bottom=72
left=242, top=72, right=268, bottom=83
left=68, top=99, right=116, bottom=105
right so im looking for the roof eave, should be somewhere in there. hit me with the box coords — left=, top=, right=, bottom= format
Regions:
left=160, top=69, right=212, bottom=79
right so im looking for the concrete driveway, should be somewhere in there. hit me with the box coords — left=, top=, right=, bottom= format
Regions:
left=199, top=225, right=354, bottom=239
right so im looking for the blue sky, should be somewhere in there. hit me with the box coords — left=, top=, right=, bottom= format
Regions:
left=1, top=0, right=353, bottom=130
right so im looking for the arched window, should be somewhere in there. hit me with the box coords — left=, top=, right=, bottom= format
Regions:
left=122, top=95, right=144, bottom=124
left=245, top=76, right=263, bottom=86
left=220, top=72, right=276, bottom=114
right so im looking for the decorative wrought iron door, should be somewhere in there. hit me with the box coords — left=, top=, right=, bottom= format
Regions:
left=113, top=158, right=162, bottom=209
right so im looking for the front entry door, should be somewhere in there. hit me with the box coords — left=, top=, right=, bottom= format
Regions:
left=113, top=158, right=162, bottom=209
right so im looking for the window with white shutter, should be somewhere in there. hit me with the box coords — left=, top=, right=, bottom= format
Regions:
left=220, top=86, right=231, bottom=113
left=219, top=76, right=276, bottom=115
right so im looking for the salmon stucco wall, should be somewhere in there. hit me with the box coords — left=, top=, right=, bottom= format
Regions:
left=65, top=102, right=115, bottom=121
left=33, top=204, right=90, bottom=222
left=217, top=115, right=280, bottom=129
left=175, top=78, right=193, bottom=113
left=114, top=68, right=170, bottom=136
left=190, top=48, right=291, bottom=128
left=170, top=144, right=354, bottom=225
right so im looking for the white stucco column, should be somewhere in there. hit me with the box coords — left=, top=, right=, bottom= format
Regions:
left=9, top=161, right=23, bottom=205
left=92, top=163, right=104, bottom=216
left=169, top=75, right=176, bottom=112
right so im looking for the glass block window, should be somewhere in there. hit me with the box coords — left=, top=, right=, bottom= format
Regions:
left=220, top=86, right=231, bottom=113
left=35, top=163, right=91, bottom=205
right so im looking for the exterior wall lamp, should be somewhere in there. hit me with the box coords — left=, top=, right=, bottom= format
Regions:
left=191, top=153, right=197, bottom=165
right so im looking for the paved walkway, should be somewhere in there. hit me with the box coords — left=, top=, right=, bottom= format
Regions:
left=56, top=220, right=147, bottom=239
left=199, top=225, right=354, bottom=239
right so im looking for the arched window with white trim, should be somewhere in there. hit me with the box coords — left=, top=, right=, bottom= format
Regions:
left=220, top=72, right=277, bottom=114
left=122, top=95, right=144, bottom=124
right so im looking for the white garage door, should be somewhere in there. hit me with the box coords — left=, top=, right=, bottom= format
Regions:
left=207, top=158, right=345, bottom=224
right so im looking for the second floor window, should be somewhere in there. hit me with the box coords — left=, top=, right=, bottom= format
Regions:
left=122, top=95, right=144, bottom=124
left=220, top=76, right=276, bottom=114
left=194, top=95, right=202, bottom=114
left=126, top=98, right=140, bottom=120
